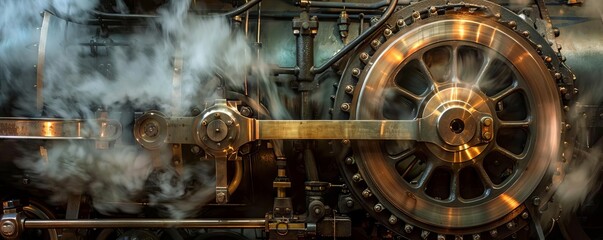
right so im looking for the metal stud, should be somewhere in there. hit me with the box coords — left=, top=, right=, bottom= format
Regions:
left=429, top=6, right=438, bottom=16
left=359, top=52, right=369, bottom=61
left=544, top=56, right=553, bottom=63
left=388, top=215, right=398, bottom=224
left=373, top=203, right=384, bottom=213
left=404, top=224, right=414, bottom=233
left=345, top=156, right=355, bottom=165
left=341, top=103, right=351, bottom=112
left=412, top=11, right=421, bottom=22
left=522, top=30, right=530, bottom=37
left=362, top=188, right=372, bottom=198
left=352, top=68, right=361, bottom=77
left=489, top=229, right=498, bottom=238
left=371, top=40, right=381, bottom=49
left=522, top=212, right=529, bottom=219
left=508, top=21, right=517, bottom=29
left=352, top=173, right=363, bottom=182
left=345, top=85, right=355, bottom=94
left=384, top=28, right=392, bottom=37
left=396, top=19, right=406, bottom=28
left=421, top=230, right=430, bottom=239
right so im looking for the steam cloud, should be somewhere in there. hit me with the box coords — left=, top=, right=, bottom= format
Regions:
left=1, top=0, right=278, bottom=218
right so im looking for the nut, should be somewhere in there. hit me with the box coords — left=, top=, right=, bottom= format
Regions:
left=216, top=192, right=226, bottom=203
left=1, top=222, right=16, bottom=236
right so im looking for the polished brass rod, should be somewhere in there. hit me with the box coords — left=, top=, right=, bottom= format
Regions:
left=256, top=120, right=419, bottom=140
left=23, top=219, right=266, bottom=229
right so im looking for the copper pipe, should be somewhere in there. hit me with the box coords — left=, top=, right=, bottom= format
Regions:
left=23, top=219, right=266, bottom=229
left=227, top=159, right=243, bottom=195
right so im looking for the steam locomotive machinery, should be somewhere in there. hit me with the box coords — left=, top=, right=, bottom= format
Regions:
left=1, top=0, right=602, bottom=239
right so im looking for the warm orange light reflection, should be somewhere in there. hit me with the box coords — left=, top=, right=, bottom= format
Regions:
left=500, top=193, right=520, bottom=209
left=43, top=122, right=54, bottom=137
left=410, top=40, right=424, bottom=53
left=476, top=24, right=482, bottom=42
left=386, top=49, right=404, bottom=63
left=457, top=19, right=467, bottom=39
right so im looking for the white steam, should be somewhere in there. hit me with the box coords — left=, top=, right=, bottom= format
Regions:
left=2, top=0, right=276, bottom=218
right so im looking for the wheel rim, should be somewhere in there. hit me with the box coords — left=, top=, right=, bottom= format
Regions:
left=350, top=15, right=562, bottom=228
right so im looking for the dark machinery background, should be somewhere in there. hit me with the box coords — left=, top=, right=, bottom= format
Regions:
left=0, top=0, right=602, bottom=239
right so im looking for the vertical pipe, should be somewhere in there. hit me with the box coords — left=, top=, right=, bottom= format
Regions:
left=294, top=11, right=319, bottom=181
left=36, top=11, right=51, bottom=112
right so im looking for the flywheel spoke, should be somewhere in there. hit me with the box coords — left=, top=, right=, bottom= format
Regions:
left=495, top=145, right=525, bottom=161
left=491, top=82, right=520, bottom=103
left=499, top=119, right=532, bottom=128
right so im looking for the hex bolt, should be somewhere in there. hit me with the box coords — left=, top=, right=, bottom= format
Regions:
left=341, top=103, right=351, bottom=112
left=522, top=30, right=530, bottom=37
left=388, top=215, right=398, bottom=224
left=352, top=68, right=361, bottom=77
left=506, top=221, right=515, bottom=229
left=533, top=197, right=541, bottom=206
left=202, top=120, right=208, bottom=126
left=384, top=28, right=392, bottom=36
left=314, top=207, right=322, bottom=215
left=412, top=11, right=420, bottom=19
left=191, top=146, right=201, bottom=154
left=455, top=236, right=463, bottom=240
left=508, top=21, right=517, bottom=29
left=362, top=188, right=372, bottom=198
left=429, top=6, right=437, bottom=14
left=346, top=199, right=354, bottom=208
left=396, top=19, right=405, bottom=27
left=521, top=212, right=529, bottom=219
left=345, top=156, right=355, bottom=165
left=545, top=56, right=553, bottom=63
left=216, top=192, right=226, bottom=203
left=345, top=85, right=355, bottom=94
left=472, top=234, right=481, bottom=240
left=489, top=229, right=498, bottom=238
left=373, top=203, right=383, bottom=212
left=371, top=40, right=380, bottom=48
left=1, top=222, right=16, bottom=236
left=555, top=72, right=562, bottom=79
left=482, top=117, right=493, bottom=126
left=240, top=106, right=252, bottom=117
left=359, top=52, right=369, bottom=61
left=437, top=234, right=446, bottom=240
left=404, top=224, right=414, bottom=233
left=226, top=120, right=233, bottom=126
left=483, top=132, right=492, bottom=140
left=342, top=139, right=350, bottom=145
left=421, top=230, right=430, bottom=239
left=352, top=173, right=363, bottom=182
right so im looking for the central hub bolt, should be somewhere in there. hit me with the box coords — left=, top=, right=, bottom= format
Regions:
left=144, top=123, right=158, bottom=137
left=437, top=107, right=477, bottom=146
left=449, top=118, right=465, bottom=134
